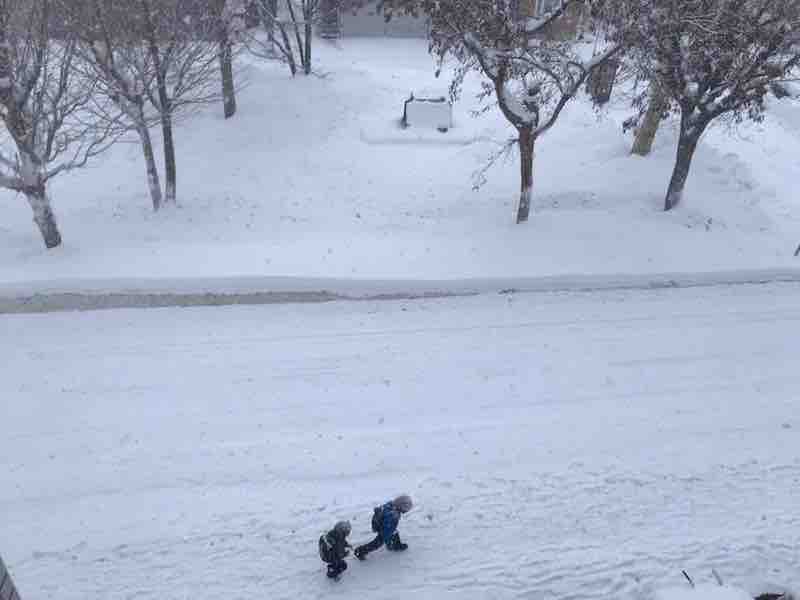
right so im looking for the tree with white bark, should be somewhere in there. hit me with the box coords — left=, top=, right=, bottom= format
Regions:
left=0, top=0, right=123, bottom=248
left=605, top=0, right=800, bottom=211
left=389, top=0, right=621, bottom=223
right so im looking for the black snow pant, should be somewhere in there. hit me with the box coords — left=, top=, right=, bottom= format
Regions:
left=326, top=559, right=347, bottom=579
left=356, top=532, right=403, bottom=557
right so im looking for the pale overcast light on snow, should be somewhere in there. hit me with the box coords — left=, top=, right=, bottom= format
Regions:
left=1, top=24, right=799, bottom=600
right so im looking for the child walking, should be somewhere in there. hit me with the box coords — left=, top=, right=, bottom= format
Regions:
left=354, top=494, right=413, bottom=560
left=319, top=520, right=352, bottom=580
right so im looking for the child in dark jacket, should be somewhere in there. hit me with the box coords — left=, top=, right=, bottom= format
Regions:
left=319, top=521, right=352, bottom=579
left=354, top=494, right=413, bottom=560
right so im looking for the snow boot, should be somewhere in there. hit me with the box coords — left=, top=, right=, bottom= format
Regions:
left=387, top=533, right=408, bottom=552
left=327, top=561, right=347, bottom=579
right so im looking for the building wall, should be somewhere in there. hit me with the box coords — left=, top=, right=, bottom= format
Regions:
left=332, top=0, right=581, bottom=40
left=339, top=1, right=429, bottom=38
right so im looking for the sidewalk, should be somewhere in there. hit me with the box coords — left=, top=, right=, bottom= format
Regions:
left=3, top=268, right=800, bottom=313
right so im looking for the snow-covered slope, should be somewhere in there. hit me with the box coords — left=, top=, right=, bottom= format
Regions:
left=2, top=39, right=800, bottom=288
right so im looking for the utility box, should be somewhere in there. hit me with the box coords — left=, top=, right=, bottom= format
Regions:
left=402, top=92, right=453, bottom=132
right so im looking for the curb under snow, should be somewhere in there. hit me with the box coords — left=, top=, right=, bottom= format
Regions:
left=2, top=268, right=800, bottom=314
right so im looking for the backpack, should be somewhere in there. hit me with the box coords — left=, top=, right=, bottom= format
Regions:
left=319, top=534, right=334, bottom=563
left=371, top=507, right=382, bottom=533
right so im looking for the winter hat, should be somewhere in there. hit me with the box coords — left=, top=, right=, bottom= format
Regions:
left=334, top=520, right=352, bottom=536
left=393, top=494, right=413, bottom=513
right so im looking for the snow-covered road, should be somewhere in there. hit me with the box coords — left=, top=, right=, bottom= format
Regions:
left=2, top=285, right=799, bottom=599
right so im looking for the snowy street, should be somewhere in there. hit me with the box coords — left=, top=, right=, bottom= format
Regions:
left=2, top=284, right=799, bottom=600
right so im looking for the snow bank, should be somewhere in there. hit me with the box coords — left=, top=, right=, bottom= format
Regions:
left=2, top=268, right=800, bottom=313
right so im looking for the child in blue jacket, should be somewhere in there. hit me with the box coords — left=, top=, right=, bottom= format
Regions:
left=354, top=494, right=413, bottom=560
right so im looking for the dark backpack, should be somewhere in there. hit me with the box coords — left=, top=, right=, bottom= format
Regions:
left=371, top=507, right=382, bottom=533
left=319, top=534, right=334, bottom=563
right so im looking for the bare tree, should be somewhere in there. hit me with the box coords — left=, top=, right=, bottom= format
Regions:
left=0, top=0, right=122, bottom=248
left=607, top=0, right=800, bottom=210
left=66, top=0, right=164, bottom=210
left=390, top=0, right=620, bottom=223
left=248, top=0, right=321, bottom=76
left=66, top=0, right=224, bottom=208
left=137, top=0, right=220, bottom=204
left=208, top=0, right=247, bottom=118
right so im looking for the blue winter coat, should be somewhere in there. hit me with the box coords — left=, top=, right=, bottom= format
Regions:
left=379, top=501, right=401, bottom=544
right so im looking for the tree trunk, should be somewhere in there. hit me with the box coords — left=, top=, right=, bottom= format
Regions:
left=517, top=127, right=535, bottom=224
left=144, top=12, right=177, bottom=204
left=263, top=0, right=279, bottom=54
left=278, top=25, right=297, bottom=76
left=152, top=65, right=177, bottom=203
left=664, top=119, right=702, bottom=211
left=25, top=183, right=62, bottom=249
left=286, top=0, right=307, bottom=75
left=0, top=3, right=60, bottom=249
left=303, top=15, right=312, bottom=75
left=161, top=112, right=177, bottom=204
left=632, top=83, right=667, bottom=157
left=219, top=36, right=237, bottom=119
left=213, top=0, right=237, bottom=120
left=136, top=122, right=163, bottom=211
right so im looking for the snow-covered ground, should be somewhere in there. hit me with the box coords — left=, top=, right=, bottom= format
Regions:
left=2, top=283, right=799, bottom=599
left=2, top=39, right=800, bottom=290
